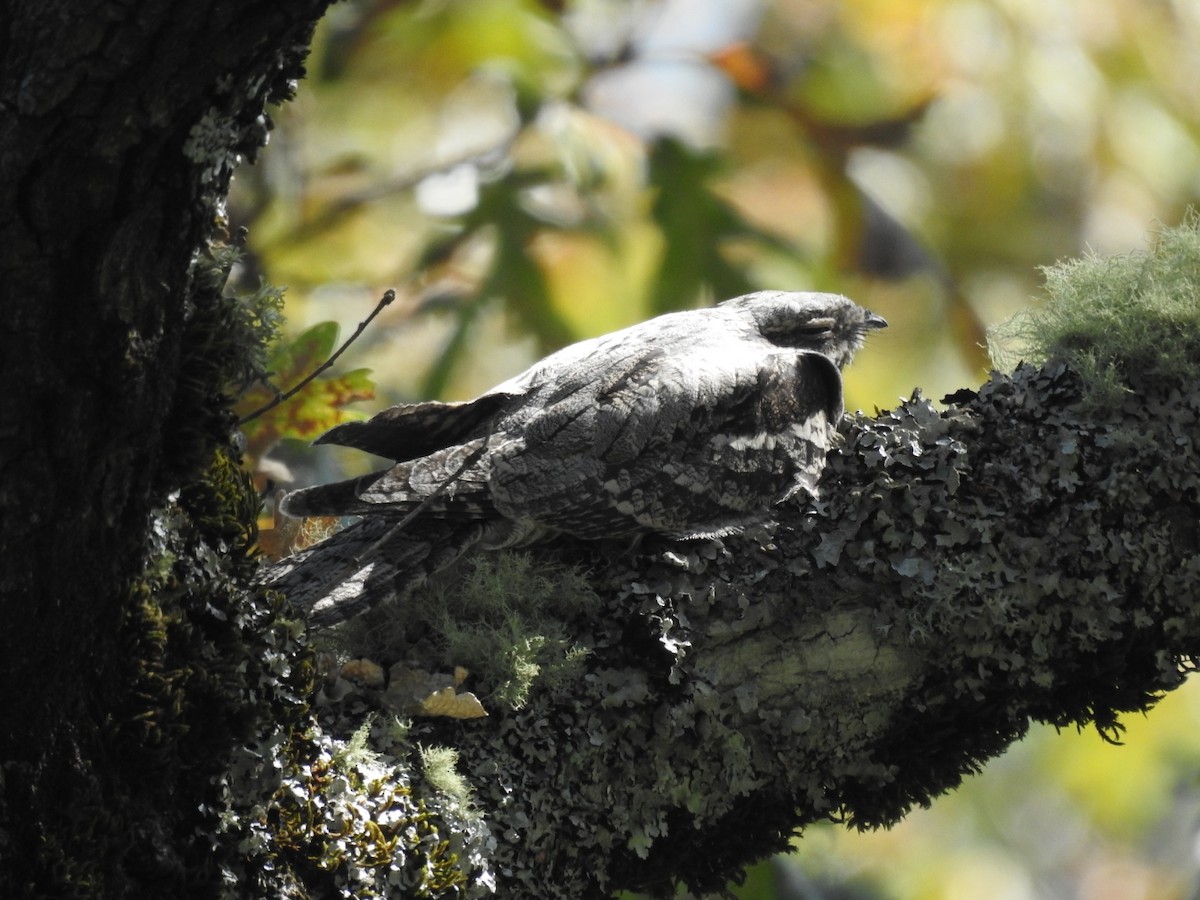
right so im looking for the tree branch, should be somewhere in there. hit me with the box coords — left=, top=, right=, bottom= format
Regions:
left=305, top=351, right=1200, bottom=896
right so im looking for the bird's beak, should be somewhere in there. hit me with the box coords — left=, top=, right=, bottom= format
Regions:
left=864, top=311, right=888, bottom=330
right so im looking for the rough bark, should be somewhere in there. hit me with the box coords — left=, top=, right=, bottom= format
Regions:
left=312, top=355, right=1200, bottom=897
left=0, top=1, right=329, bottom=894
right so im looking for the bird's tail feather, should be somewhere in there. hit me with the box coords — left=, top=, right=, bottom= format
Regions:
left=258, top=517, right=497, bottom=627
left=278, top=473, right=398, bottom=518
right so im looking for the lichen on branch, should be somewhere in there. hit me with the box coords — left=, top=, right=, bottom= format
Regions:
left=262, top=218, right=1200, bottom=898
left=990, top=211, right=1200, bottom=408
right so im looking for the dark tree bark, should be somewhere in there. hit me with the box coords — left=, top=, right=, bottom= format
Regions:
left=0, top=1, right=329, bottom=893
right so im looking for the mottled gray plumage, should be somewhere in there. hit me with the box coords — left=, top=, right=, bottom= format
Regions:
left=263, top=291, right=885, bottom=625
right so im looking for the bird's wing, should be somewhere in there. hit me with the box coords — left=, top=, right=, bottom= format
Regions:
left=279, top=437, right=497, bottom=519
left=315, top=392, right=519, bottom=461
left=488, top=349, right=843, bottom=538
left=284, top=390, right=521, bottom=519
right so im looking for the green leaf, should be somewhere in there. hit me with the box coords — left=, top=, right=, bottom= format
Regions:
left=418, top=173, right=576, bottom=398
left=236, top=323, right=376, bottom=461
left=646, top=139, right=795, bottom=314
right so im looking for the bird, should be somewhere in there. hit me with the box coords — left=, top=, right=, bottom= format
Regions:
left=262, top=290, right=886, bottom=626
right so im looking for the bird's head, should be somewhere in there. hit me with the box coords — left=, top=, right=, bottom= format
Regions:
left=721, top=290, right=888, bottom=369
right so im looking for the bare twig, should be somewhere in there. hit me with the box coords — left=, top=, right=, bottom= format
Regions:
left=237, top=289, right=396, bottom=426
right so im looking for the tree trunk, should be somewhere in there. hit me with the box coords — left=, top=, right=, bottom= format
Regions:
left=0, top=1, right=329, bottom=893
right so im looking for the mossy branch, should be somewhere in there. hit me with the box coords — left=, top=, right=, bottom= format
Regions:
left=990, top=210, right=1200, bottom=409
left=283, top=219, right=1200, bottom=897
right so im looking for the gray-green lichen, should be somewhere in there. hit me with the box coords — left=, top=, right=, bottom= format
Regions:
left=291, top=222, right=1200, bottom=898
left=321, top=553, right=596, bottom=711
left=989, top=211, right=1200, bottom=408
left=212, top=714, right=496, bottom=898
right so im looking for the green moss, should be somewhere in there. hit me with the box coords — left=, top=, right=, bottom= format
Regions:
left=101, top=235, right=493, bottom=898
left=80, top=434, right=315, bottom=897
left=418, top=745, right=473, bottom=807
left=326, top=552, right=596, bottom=710
left=334, top=717, right=383, bottom=772
left=990, top=211, right=1200, bottom=408
left=53, top=225, right=318, bottom=896
left=256, top=727, right=490, bottom=898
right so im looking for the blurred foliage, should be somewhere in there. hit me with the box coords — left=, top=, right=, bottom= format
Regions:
left=229, top=0, right=1200, bottom=897
left=236, top=321, right=376, bottom=472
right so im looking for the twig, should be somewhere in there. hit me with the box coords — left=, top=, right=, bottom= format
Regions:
left=237, top=289, right=396, bottom=426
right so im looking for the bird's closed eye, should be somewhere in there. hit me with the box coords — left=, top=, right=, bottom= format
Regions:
left=763, top=316, right=836, bottom=345
left=795, top=318, right=835, bottom=336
